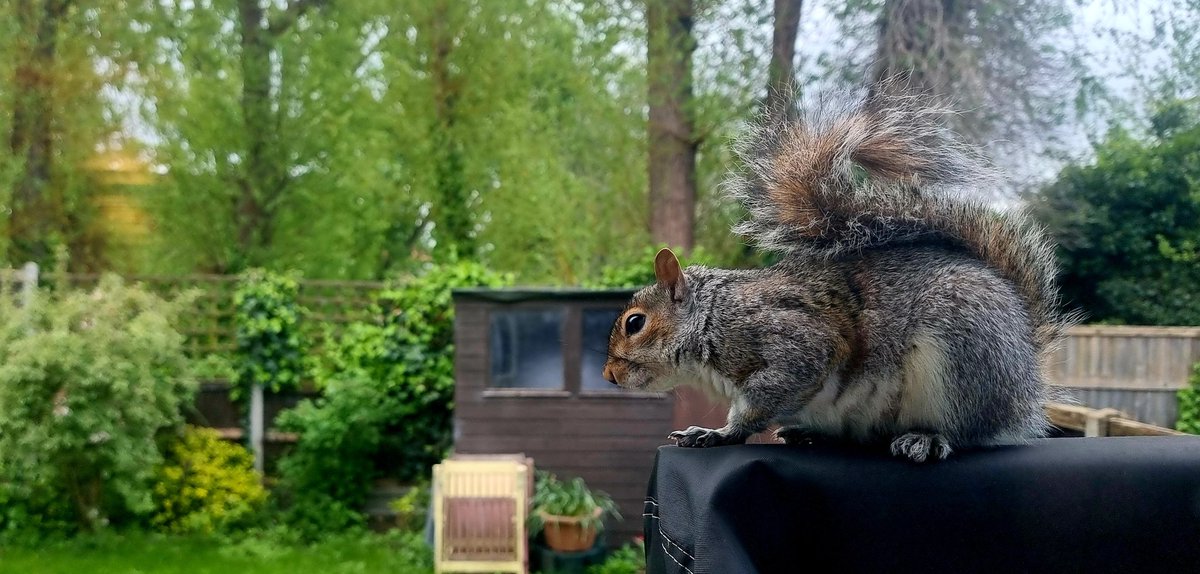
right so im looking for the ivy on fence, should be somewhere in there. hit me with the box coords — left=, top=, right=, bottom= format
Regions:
left=232, top=270, right=309, bottom=401
left=1175, top=362, right=1200, bottom=434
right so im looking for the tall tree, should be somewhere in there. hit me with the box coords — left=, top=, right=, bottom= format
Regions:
left=426, top=0, right=472, bottom=260
left=2, top=0, right=144, bottom=268
left=766, top=0, right=803, bottom=116
left=7, top=0, right=72, bottom=264
left=680, top=0, right=775, bottom=268
left=869, top=0, right=1075, bottom=148
left=235, top=0, right=329, bottom=267
left=646, top=0, right=697, bottom=252
left=872, top=0, right=958, bottom=94
left=142, top=0, right=391, bottom=276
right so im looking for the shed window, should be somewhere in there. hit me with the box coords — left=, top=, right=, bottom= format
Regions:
left=489, top=309, right=564, bottom=389
left=581, top=308, right=623, bottom=391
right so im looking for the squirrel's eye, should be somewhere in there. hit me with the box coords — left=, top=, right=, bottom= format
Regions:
left=624, top=313, right=646, bottom=336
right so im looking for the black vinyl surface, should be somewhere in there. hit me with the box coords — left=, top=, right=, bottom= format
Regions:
left=643, top=437, right=1200, bottom=574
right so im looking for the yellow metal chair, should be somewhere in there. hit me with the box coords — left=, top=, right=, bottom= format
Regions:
left=432, top=458, right=531, bottom=574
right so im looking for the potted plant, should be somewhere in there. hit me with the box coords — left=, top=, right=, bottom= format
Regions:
left=531, top=471, right=621, bottom=552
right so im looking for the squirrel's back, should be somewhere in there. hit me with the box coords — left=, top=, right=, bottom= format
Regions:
left=726, top=88, right=1072, bottom=360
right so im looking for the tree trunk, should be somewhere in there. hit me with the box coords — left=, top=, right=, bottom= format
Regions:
left=872, top=0, right=964, bottom=96
left=231, top=0, right=326, bottom=270
left=237, top=0, right=276, bottom=265
left=646, top=0, right=696, bottom=252
left=766, top=0, right=803, bottom=117
left=8, top=0, right=68, bottom=264
left=429, top=0, right=472, bottom=259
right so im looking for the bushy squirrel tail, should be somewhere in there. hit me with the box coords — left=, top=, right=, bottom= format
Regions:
left=727, top=86, right=1072, bottom=353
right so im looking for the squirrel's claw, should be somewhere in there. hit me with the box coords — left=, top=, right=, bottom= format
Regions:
left=669, top=426, right=731, bottom=448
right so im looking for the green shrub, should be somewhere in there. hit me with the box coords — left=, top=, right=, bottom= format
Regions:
left=588, top=541, right=646, bottom=574
left=1175, top=363, right=1200, bottom=434
left=387, top=481, right=430, bottom=532
left=151, top=425, right=268, bottom=534
left=0, top=276, right=196, bottom=534
left=1028, top=108, right=1200, bottom=326
left=192, top=353, right=237, bottom=381
left=273, top=492, right=369, bottom=543
left=276, top=261, right=509, bottom=534
left=275, top=372, right=392, bottom=530
left=233, top=270, right=309, bottom=401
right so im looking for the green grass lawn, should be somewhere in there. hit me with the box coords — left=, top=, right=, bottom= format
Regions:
left=0, top=531, right=434, bottom=574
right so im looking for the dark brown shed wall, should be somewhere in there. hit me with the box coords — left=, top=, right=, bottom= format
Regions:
left=452, top=298, right=674, bottom=545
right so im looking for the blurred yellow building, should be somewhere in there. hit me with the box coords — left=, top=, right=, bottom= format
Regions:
left=84, top=147, right=154, bottom=271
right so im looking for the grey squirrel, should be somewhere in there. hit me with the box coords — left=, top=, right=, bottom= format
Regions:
left=600, top=89, right=1072, bottom=462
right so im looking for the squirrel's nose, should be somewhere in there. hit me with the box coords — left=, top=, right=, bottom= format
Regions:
left=602, top=365, right=618, bottom=385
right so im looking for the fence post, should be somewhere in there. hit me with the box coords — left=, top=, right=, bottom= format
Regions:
left=250, top=384, right=265, bottom=473
left=19, top=262, right=38, bottom=307
left=1085, top=408, right=1121, bottom=437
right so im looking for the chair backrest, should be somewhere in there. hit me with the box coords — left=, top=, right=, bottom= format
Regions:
left=449, top=453, right=535, bottom=500
left=433, top=459, right=529, bottom=574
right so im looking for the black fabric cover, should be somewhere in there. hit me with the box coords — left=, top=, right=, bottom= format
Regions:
left=643, top=437, right=1200, bottom=574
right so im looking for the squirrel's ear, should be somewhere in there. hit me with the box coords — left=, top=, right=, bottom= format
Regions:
left=654, top=248, right=688, bottom=302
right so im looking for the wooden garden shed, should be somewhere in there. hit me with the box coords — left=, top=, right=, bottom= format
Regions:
left=451, top=288, right=728, bottom=546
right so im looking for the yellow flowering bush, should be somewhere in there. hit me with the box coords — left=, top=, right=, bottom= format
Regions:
left=152, top=426, right=268, bottom=534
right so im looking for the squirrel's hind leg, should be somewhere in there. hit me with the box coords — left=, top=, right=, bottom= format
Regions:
left=889, top=432, right=952, bottom=462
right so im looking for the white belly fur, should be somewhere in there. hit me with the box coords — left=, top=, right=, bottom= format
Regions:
left=680, top=362, right=738, bottom=400
left=779, top=335, right=953, bottom=439
left=895, top=335, right=953, bottom=430
left=678, top=336, right=954, bottom=439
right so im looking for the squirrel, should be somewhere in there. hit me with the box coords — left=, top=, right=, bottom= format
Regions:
left=600, top=88, right=1073, bottom=462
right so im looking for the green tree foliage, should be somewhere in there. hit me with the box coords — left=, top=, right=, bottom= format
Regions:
left=133, top=0, right=654, bottom=283
left=690, top=1, right=773, bottom=265
left=276, top=261, right=509, bottom=531
left=1028, top=106, right=1200, bottom=326
left=0, top=1, right=828, bottom=283
left=1104, top=1, right=1200, bottom=120
left=0, top=276, right=195, bottom=534
left=0, top=2, right=1116, bottom=283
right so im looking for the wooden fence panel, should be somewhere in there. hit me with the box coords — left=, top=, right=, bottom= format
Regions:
left=1049, top=326, right=1200, bottom=428
left=47, top=273, right=386, bottom=356
left=1048, top=326, right=1200, bottom=391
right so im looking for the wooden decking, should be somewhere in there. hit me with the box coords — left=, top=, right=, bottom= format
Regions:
left=1046, top=402, right=1185, bottom=437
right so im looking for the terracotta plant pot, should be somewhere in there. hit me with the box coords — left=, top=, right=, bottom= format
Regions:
left=540, top=508, right=603, bottom=552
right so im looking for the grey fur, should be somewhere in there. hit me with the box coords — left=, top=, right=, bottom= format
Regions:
left=603, top=88, right=1075, bottom=463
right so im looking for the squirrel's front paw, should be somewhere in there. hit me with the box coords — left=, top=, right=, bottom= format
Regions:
left=668, top=426, right=734, bottom=448
left=889, top=432, right=952, bottom=463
